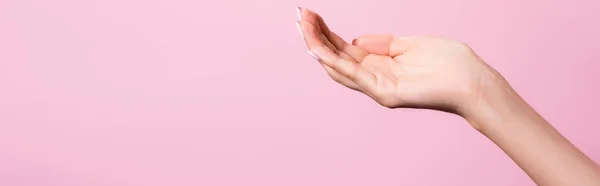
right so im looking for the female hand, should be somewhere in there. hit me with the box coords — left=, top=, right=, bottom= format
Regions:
left=297, top=8, right=600, bottom=186
left=296, top=7, right=504, bottom=116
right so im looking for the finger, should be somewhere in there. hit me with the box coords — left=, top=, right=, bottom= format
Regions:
left=300, top=7, right=368, bottom=62
left=337, top=52, right=363, bottom=88
left=298, top=21, right=331, bottom=54
left=319, top=62, right=360, bottom=90
left=299, top=21, right=356, bottom=63
left=352, top=34, right=414, bottom=57
left=298, top=10, right=336, bottom=53
left=299, top=8, right=342, bottom=53
left=310, top=46, right=378, bottom=93
left=301, top=8, right=342, bottom=49
left=318, top=30, right=339, bottom=54
left=298, top=21, right=360, bottom=89
left=298, top=20, right=336, bottom=53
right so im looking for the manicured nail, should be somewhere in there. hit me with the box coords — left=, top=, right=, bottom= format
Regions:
left=296, top=21, right=304, bottom=39
left=308, top=51, right=320, bottom=60
left=296, top=7, right=302, bottom=21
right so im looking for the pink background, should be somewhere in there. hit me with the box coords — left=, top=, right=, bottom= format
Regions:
left=1, top=0, right=599, bottom=185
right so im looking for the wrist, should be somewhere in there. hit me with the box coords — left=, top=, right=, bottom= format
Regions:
left=461, top=67, right=527, bottom=133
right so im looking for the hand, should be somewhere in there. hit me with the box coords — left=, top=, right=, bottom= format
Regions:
left=296, top=9, right=600, bottom=185
left=296, top=7, right=504, bottom=115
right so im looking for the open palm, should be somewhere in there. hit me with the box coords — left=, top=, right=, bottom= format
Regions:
left=297, top=8, right=494, bottom=114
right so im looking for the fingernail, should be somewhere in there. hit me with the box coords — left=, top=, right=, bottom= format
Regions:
left=296, top=7, right=302, bottom=21
left=308, top=50, right=320, bottom=60
left=296, top=21, right=304, bottom=39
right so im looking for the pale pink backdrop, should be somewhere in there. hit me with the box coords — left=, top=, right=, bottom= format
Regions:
left=1, top=0, right=599, bottom=185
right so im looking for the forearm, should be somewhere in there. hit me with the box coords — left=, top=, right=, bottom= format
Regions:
left=465, top=78, right=600, bottom=186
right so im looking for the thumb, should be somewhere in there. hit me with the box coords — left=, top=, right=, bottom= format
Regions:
left=352, top=34, right=412, bottom=57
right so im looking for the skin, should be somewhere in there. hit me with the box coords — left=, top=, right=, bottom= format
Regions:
left=296, top=7, right=600, bottom=186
